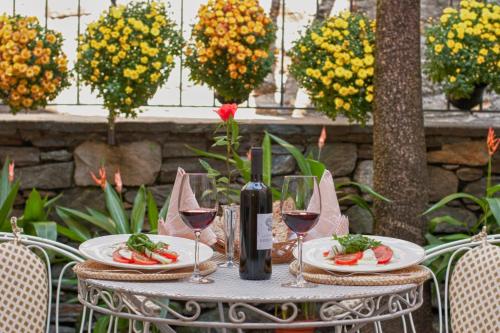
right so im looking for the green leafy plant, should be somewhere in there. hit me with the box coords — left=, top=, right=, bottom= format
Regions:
left=17, top=189, right=61, bottom=241
left=56, top=167, right=168, bottom=243
left=190, top=128, right=388, bottom=212
left=185, top=0, right=275, bottom=103
left=289, top=11, right=375, bottom=124
left=423, top=127, right=500, bottom=279
left=424, top=1, right=500, bottom=100
left=0, top=158, right=20, bottom=231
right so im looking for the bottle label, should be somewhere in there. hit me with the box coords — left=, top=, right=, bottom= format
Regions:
left=257, top=213, right=273, bottom=250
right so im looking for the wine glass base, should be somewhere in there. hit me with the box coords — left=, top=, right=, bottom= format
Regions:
left=281, top=281, right=317, bottom=288
left=218, top=261, right=236, bottom=268
left=188, top=276, right=214, bottom=284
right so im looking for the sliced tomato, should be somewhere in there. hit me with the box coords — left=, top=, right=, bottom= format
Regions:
left=372, top=245, right=393, bottom=264
left=132, top=251, right=159, bottom=265
left=323, top=250, right=330, bottom=257
left=159, top=250, right=179, bottom=261
left=113, top=249, right=133, bottom=264
left=334, top=251, right=363, bottom=265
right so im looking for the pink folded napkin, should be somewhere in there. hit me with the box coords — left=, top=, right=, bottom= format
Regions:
left=158, top=168, right=217, bottom=246
left=304, top=170, right=349, bottom=241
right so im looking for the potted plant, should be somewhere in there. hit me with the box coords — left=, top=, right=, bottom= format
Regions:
left=185, top=0, right=276, bottom=104
left=289, top=11, right=375, bottom=125
left=424, top=1, right=500, bottom=110
left=76, top=1, right=183, bottom=144
left=0, top=14, right=70, bottom=112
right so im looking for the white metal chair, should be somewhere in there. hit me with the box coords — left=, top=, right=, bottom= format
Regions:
left=424, top=230, right=500, bottom=333
left=0, top=218, right=86, bottom=333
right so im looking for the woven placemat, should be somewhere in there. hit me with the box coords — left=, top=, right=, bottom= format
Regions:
left=289, top=261, right=430, bottom=286
left=74, top=260, right=217, bottom=281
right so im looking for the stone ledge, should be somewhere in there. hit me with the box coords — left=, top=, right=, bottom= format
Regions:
left=0, top=110, right=499, bottom=137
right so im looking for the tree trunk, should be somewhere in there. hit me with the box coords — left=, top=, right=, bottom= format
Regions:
left=373, top=0, right=432, bottom=332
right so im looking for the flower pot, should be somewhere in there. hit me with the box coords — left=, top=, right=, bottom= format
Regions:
left=447, top=84, right=487, bottom=110
left=215, top=92, right=248, bottom=105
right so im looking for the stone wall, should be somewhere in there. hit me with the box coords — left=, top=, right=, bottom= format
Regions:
left=1, top=113, right=498, bottom=236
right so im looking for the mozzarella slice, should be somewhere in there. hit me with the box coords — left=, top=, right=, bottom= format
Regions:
left=357, top=249, right=378, bottom=265
left=118, top=248, right=133, bottom=260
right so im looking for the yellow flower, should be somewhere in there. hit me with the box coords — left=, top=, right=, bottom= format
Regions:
left=365, top=94, right=373, bottom=102
left=434, top=44, right=444, bottom=53
left=153, top=61, right=162, bottom=70
left=479, top=48, right=488, bottom=55
left=477, top=56, right=485, bottom=64
left=125, top=86, right=133, bottom=94
left=151, top=28, right=160, bottom=36
left=125, top=97, right=132, bottom=105
left=447, top=40, right=455, bottom=48
left=334, top=98, right=344, bottom=108
left=449, top=76, right=457, bottom=82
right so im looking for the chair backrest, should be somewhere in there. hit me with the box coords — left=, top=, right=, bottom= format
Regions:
left=424, top=232, right=500, bottom=333
left=0, top=231, right=84, bottom=333
left=448, top=243, right=499, bottom=333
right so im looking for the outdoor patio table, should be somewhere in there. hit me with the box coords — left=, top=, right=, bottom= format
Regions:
left=77, top=263, right=424, bottom=333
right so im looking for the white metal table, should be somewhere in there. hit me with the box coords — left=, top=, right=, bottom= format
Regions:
left=78, top=264, right=423, bottom=333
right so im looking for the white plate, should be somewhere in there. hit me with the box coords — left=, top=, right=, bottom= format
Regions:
left=296, top=236, right=425, bottom=273
left=79, top=234, right=213, bottom=270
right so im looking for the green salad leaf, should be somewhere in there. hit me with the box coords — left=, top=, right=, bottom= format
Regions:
left=333, top=234, right=381, bottom=254
left=126, top=233, right=167, bottom=254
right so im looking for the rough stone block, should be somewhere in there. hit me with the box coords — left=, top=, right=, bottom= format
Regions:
left=17, top=162, right=73, bottom=190
left=0, top=146, right=40, bottom=166
left=428, top=166, right=459, bottom=202
left=427, top=141, right=489, bottom=166
left=74, top=141, right=161, bottom=186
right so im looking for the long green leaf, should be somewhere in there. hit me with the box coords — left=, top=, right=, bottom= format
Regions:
left=57, top=206, right=115, bottom=234
left=131, top=186, right=147, bottom=233
left=486, top=184, right=500, bottom=197
left=267, top=132, right=311, bottom=175
left=0, top=157, right=12, bottom=206
left=425, top=232, right=445, bottom=246
left=438, top=233, right=470, bottom=242
left=56, top=224, right=87, bottom=243
left=342, top=181, right=391, bottom=202
left=147, top=189, right=159, bottom=232
left=56, top=207, right=91, bottom=241
left=262, top=133, right=272, bottom=186
left=186, top=145, right=237, bottom=164
left=159, top=194, right=170, bottom=221
left=338, top=194, right=372, bottom=214
left=104, top=184, right=129, bottom=234
left=23, top=189, right=46, bottom=222
left=93, top=316, right=110, bottom=333
left=86, top=208, right=118, bottom=233
left=307, top=158, right=325, bottom=180
left=485, top=197, right=500, bottom=226
left=0, top=180, right=19, bottom=231
left=422, top=192, right=485, bottom=215
left=44, top=193, right=63, bottom=208
left=233, top=151, right=250, bottom=181
left=26, top=221, right=57, bottom=241
left=427, top=215, right=467, bottom=233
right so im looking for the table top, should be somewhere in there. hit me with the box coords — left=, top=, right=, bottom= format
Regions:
left=84, top=264, right=417, bottom=303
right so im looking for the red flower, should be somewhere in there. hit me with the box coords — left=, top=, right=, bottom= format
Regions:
left=318, top=126, right=327, bottom=150
left=8, top=161, right=14, bottom=183
left=114, top=169, right=123, bottom=193
left=90, top=167, right=107, bottom=190
left=215, top=104, right=237, bottom=122
left=487, top=127, right=500, bottom=157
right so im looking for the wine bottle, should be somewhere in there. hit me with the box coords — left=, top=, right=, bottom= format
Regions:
left=239, top=147, right=272, bottom=280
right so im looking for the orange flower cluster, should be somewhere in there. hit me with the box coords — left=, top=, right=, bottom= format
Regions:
left=186, top=0, right=275, bottom=102
left=0, top=15, right=69, bottom=112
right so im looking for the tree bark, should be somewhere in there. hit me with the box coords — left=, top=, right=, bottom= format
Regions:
left=373, top=0, right=432, bottom=332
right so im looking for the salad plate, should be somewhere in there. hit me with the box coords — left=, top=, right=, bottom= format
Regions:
left=79, top=234, right=213, bottom=270
left=296, top=235, right=425, bottom=273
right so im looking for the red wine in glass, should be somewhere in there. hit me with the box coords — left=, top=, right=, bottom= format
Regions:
left=282, top=211, right=320, bottom=235
left=179, top=208, right=217, bottom=231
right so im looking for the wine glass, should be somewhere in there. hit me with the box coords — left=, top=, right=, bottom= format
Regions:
left=281, top=175, right=321, bottom=288
left=178, top=173, right=218, bottom=284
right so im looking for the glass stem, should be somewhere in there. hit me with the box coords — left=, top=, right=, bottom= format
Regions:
left=194, top=231, right=201, bottom=279
left=297, top=234, right=305, bottom=285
